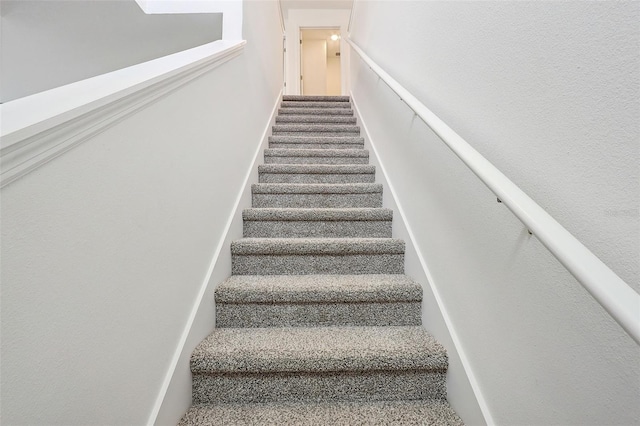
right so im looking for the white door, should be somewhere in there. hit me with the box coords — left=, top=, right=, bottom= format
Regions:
left=301, top=39, right=327, bottom=96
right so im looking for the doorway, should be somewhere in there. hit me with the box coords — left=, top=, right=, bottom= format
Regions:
left=300, top=28, right=341, bottom=96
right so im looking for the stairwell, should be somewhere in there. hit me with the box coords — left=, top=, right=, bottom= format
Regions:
left=179, top=96, right=464, bottom=425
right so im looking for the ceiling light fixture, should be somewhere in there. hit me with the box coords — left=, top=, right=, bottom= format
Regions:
left=330, top=34, right=339, bottom=41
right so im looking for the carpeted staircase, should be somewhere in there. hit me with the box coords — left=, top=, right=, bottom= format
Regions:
left=179, top=96, right=464, bottom=425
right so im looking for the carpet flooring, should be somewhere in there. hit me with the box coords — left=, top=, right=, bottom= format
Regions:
left=179, top=95, right=464, bottom=425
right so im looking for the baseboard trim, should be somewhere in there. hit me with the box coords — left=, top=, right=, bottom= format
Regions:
left=146, top=89, right=282, bottom=426
left=350, top=92, right=494, bottom=426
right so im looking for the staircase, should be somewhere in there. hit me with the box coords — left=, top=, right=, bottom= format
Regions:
left=179, top=96, right=463, bottom=425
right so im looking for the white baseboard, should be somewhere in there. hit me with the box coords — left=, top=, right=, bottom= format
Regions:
left=350, top=92, right=494, bottom=426
left=147, top=89, right=282, bottom=425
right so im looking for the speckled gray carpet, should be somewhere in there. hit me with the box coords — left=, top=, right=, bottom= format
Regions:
left=179, top=95, right=464, bottom=425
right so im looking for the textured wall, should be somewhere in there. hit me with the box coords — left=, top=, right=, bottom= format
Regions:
left=0, top=3, right=282, bottom=425
left=0, top=0, right=222, bottom=102
left=350, top=1, right=639, bottom=424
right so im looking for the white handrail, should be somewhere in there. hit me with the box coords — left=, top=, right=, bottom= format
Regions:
left=346, top=37, right=640, bottom=345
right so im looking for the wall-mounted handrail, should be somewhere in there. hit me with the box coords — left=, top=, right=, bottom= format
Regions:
left=346, top=37, right=640, bottom=345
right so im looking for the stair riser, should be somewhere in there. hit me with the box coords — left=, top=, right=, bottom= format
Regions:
left=243, top=220, right=392, bottom=238
left=273, top=125, right=359, bottom=132
left=192, top=370, right=446, bottom=404
left=281, top=101, right=351, bottom=108
left=252, top=193, right=382, bottom=208
left=264, top=156, right=369, bottom=164
left=273, top=132, right=360, bottom=137
left=276, top=116, right=357, bottom=124
left=269, top=142, right=364, bottom=150
left=283, top=95, right=350, bottom=102
left=278, top=109, right=354, bottom=117
left=216, top=302, right=421, bottom=328
left=231, top=253, right=404, bottom=275
left=259, top=173, right=375, bottom=184
left=180, top=401, right=464, bottom=426
left=269, top=136, right=364, bottom=143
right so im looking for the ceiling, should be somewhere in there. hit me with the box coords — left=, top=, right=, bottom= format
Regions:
left=301, top=28, right=342, bottom=57
left=280, top=0, right=353, bottom=14
left=301, top=29, right=341, bottom=40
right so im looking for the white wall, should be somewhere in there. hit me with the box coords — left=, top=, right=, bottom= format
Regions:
left=135, top=0, right=243, bottom=40
left=152, top=1, right=284, bottom=424
left=284, top=9, right=351, bottom=95
left=351, top=98, right=487, bottom=425
left=0, top=2, right=282, bottom=425
left=0, top=0, right=222, bottom=102
left=350, top=1, right=639, bottom=425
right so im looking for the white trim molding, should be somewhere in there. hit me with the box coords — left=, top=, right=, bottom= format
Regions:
left=346, top=37, right=640, bottom=346
left=351, top=93, right=494, bottom=426
left=147, top=89, right=283, bottom=426
left=283, top=9, right=351, bottom=96
left=0, top=40, right=246, bottom=188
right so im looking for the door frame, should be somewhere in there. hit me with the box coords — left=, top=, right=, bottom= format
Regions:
left=284, top=9, right=351, bottom=95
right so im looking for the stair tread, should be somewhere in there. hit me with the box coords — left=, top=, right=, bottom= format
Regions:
left=243, top=207, right=392, bottom=221
left=278, top=107, right=354, bottom=115
left=270, top=135, right=364, bottom=142
left=264, top=148, right=368, bottom=158
left=252, top=183, right=382, bottom=194
left=191, top=326, right=446, bottom=373
left=180, top=400, right=463, bottom=426
left=215, top=274, right=421, bottom=303
left=281, top=101, right=351, bottom=108
left=258, top=164, right=374, bottom=174
left=276, top=115, right=357, bottom=123
left=273, top=124, right=359, bottom=132
left=231, top=238, right=405, bottom=255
